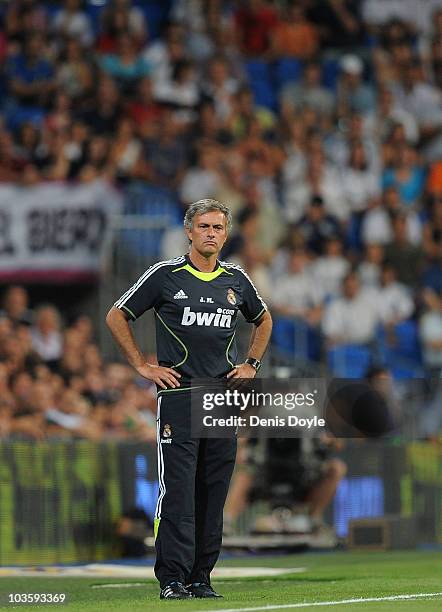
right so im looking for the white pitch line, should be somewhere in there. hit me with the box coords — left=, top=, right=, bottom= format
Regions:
left=92, top=582, right=146, bottom=589
left=206, top=592, right=442, bottom=612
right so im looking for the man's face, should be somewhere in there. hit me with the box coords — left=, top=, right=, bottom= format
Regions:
left=186, top=211, right=228, bottom=257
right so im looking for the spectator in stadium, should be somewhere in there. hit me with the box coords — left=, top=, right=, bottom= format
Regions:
left=361, top=186, right=422, bottom=246
left=81, top=75, right=122, bottom=136
left=143, top=109, right=187, bottom=188
left=269, top=2, right=319, bottom=60
left=228, top=86, right=276, bottom=139
left=358, top=243, right=384, bottom=287
left=271, top=247, right=323, bottom=327
left=376, top=262, right=415, bottom=325
left=83, top=134, right=113, bottom=180
left=202, top=56, right=239, bottom=123
left=0, top=286, right=33, bottom=327
left=230, top=240, right=272, bottom=304
left=142, top=22, right=187, bottom=87
left=364, top=84, right=419, bottom=144
left=384, top=214, right=426, bottom=287
left=312, top=236, right=351, bottom=300
left=419, top=288, right=442, bottom=377
left=393, top=59, right=442, bottom=138
left=322, top=271, right=380, bottom=346
left=280, top=61, right=335, bottom=117
left=308, top=0, right=363, bottom=50
left=15, top=122, right=40, bottom=165
left=382, top=143, right=426, bottom=208
left=30, top=305, right=63, bottom=367
left=44, top=91, right=72, bottom=133
left=234, top=0, right=278, bottom=57
left=427, top=161, right=442, bottom=195
left=285, top=150, right=349, bottom=223
left=52, top=0, right=94, bottom=48
left=99, top=32, right=151, bottom=95
left=281, top=120, right=308, bottom=187
left=326, top=111, right=379, bottom=172
left=5, top=32, right=55, bottom=110
left=129, top=77, right=164, bottom=134
left=337, top=54, right=376, bottom=116
left=341, top=140, right=381, bottom=214
left=108, top=117, right=142, bottom=181
left=4, top=0, right=48, bottom=49
left=295, top=196, right=342, bottom=255
left=180, top=144, right=221, bottom=205
left=99, top=0, right=147, bottom=52
left=237, top=118, right=283, bottom=178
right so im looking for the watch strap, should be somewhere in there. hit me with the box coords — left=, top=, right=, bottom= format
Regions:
left=245, top=357, right=261, bottom=372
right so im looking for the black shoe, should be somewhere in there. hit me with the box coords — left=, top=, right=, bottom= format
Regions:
left=187, top=582, right=223, bottom=598
left=160, top=581, right=193, bottom=600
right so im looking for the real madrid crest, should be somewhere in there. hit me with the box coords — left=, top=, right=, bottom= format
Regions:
left=163, top=424, right=172, bottom=438
left=227, top=288, right=236, bottom=305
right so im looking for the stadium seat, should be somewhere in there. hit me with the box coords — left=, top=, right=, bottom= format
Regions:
left=244, top=59, right=270, bottom=82
left=249, top=80, right=278, bottom=112
left=327, top=344, right=372, bottom=378
left=136, top=1, right=171, bottom=40
left=120, top=183, right=181, bottom=257
left=272, top=316, right=321, bottom=362
left=5, top=105, right=45, bottom=131
left=376, top=320, right=423, bottom=379
left=85, top=1, right=106, bottom=36
left=345, top=212, right=364, bottom=252
left=274, top=58, right=302, bottom=89
left=322, top=58, right=340, bottom=92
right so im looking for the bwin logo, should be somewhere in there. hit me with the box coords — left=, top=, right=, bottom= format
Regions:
left=181, top=306, right=232, bottom=327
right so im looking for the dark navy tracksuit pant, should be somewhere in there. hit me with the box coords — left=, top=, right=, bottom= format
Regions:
left=154, top=390, right=237, bottom=588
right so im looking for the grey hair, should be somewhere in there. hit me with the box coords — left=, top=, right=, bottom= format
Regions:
left=183, top=199, right=233, bottom=233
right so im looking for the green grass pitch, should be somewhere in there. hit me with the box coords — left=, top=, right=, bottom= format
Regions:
left=0, top=551, right=441, bottom=611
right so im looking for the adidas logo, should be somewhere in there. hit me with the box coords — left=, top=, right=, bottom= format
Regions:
left=173, top=289, right=188, bottom=299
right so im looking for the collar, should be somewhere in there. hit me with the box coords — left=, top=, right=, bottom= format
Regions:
left=171, top=254, right=233, bottom=281
left=185, top=253, right=220, bottom=273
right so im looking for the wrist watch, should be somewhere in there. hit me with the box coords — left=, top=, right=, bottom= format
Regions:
left=245, top=357, right=262, bottom=372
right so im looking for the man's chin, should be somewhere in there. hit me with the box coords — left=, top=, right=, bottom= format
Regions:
left=200, top=245, right=218, bottom=255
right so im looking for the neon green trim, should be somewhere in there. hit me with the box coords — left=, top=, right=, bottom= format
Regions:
left=226, top=332, right=236, bottom=368
left=154, top=518, right=160, bottom=540
left=250, top=307, right=266, bottom=322
left=120, top=304, right=136, bottom=320
left=172, top=263, right=233, bottom=281
left=154, top=308, right=188, bottom=368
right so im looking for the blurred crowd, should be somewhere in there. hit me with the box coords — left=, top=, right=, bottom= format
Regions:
left=0, top=285, right=159, bottom=440
left=0, top=0, right=441, bottom=430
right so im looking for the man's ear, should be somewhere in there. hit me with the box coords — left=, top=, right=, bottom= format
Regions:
left=184, top=227, right=192, bottom=243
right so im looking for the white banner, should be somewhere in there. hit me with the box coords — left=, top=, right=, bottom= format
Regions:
left=0, top=180, right=122, bottom=282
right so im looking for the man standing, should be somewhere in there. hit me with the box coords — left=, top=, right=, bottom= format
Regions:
left=106, top=199, right=273, bottom=599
